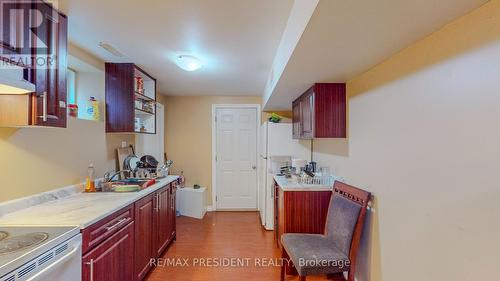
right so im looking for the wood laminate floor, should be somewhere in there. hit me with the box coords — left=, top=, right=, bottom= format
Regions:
left=146, top=211, right=331, bottom=281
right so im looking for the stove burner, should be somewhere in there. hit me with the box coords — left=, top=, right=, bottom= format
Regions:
left=0, top=231, right=8, bottom=241
left=0, top=232, right=49, bottom=255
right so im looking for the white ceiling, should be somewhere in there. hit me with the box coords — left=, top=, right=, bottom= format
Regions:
left=57, top=0, right=293, bottom=96
left=264, top=0, right=489, bottom=109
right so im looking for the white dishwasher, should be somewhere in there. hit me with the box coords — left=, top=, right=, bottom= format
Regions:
left=0, top=226, right=82, bottom=281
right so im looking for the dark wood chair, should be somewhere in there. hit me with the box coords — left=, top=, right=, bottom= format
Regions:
left=280, top=181, right=371, bottom=281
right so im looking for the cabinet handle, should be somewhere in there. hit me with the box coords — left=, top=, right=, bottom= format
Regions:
left=38, top=91, right=47, bottom=122
left=105, top=218, right=127, bottom=232
left=86, top=259, right=94, bottom=281
left=37, top=91, right=59, bottom=121
left=155, top=194, right=160, bottom=212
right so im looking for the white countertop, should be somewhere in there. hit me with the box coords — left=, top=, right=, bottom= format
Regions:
left=0, top=176, right=179, bottom=229
left=273, top=175, right=333, bottom=191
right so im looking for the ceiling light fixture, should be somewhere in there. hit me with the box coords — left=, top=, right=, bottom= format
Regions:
left=98, top=42, right=124, bottom=57
left=176, top=55, right=202, bottom=71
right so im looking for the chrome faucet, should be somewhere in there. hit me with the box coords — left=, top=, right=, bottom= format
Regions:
left=103, top=170, right=131, bottom=183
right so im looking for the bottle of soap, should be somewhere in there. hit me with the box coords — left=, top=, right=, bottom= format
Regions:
left=85, top=163, right=96, bottom=192
left=179, top=171, right=185, bottom=188
left=86, top=96, right=100, bottom=121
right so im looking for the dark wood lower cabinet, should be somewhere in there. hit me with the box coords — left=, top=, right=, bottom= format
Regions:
left=274, top=180, right=332, bottom=247
left=82, top=183, right=177, bottom=281
left=170, top=184, right=177, bottom=240
left=274, top=183, right=280, bottom=247
left=134, top=194, right=155, bottom=281
left=274, top=181, right=332, bottom=275
left=82, top=221, right=135, bottom=281
left=154, top=185, right=170, bottom=257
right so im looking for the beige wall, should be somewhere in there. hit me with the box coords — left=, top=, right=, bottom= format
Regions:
left=160, top=95, right=262, bottom=204
left=313, top=1, right=500, bottom=280
left=0, top=46, right=134, bottom=202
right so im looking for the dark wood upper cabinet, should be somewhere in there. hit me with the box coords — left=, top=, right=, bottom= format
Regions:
left=292, top=99, right=300, bottom=139
left=105, top=63, right=157, bottom=134
left=0, top=2, right=68, bottom=128
left=31, top=2, right=68, bottom=127
left=299, top=89, right=314, bottom=139
left=1, top=0, right=21, bottom=57
left=292, top=83, right=346, bottom=139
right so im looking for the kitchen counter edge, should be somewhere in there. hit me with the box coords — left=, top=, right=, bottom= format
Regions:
left=273, top=175, right=333, bottom=192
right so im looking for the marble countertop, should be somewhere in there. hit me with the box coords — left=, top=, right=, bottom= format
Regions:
left=273, top=175, right=333, bottom=191
left=0, top=176, right=179, bottom=229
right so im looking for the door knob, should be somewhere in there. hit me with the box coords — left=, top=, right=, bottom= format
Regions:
left=252, top=166, right=256, bottom=170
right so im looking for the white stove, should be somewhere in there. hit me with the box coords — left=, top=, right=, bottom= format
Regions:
left=0, top=226, right=81, bottom=281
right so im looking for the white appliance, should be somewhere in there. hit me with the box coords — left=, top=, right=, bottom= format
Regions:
left=258, top=122, right=311, bottom=230
left=176, top=187, right=207, bottom=219
left=0, top=226, right=81, bottom=281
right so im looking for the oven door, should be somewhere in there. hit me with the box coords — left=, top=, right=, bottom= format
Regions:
left=24, top=234, right=82, bottom=281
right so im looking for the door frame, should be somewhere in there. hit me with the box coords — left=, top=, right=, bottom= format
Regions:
left=211, top=104, right=261, bottom=211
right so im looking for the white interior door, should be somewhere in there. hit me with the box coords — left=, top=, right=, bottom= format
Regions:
left=216, top=107, right=258, bottom=209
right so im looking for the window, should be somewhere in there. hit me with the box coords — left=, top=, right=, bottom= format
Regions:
left=67, top=68, right=76, bottom=105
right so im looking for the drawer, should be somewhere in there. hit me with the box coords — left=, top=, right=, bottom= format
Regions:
left=81, top=204, right=134, bottom=253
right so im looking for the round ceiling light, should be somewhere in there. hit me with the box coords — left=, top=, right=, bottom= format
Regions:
left=176, top=55, right=202, bottom=71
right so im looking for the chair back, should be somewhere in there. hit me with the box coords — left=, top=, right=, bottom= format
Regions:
left=324, top=181, right=371, bottom=277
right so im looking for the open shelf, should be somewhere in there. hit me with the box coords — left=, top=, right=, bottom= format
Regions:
left=135, top=92, right=155, bottom=103
left=134, top=67, right=156, bottom=100
left=135, top=108, right=154, bottom=116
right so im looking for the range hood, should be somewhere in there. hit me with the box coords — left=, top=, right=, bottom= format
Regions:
left=0, top=65, right=35, bottom=94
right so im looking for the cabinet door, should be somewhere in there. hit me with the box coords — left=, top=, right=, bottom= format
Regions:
left=274, top=182, right=280, bottom=248
left=292, top=100, right=300, bottom=139
left=0, top=0, right=23, bottom=57
left=300, top=89, right=314, bottom=139
left=134, top=194, right=155, bottom=281
left=154, top=185, right=170, bottom=257
left=170, top=184, right=176, bottom=239
left=277, top=188, right=285, bottom=249
left=31, top=2, right=67, bottom=127
left=82, top=222, right=135, bottom=281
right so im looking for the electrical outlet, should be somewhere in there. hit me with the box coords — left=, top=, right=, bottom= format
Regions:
left=121, top=141, right=127, bottom=148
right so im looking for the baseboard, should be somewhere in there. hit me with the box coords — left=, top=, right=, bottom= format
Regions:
left=215, top=208, right=258, bottom=211
left=206, top=205, right=214, bottom=212
left=264, top=225, right=274, bottom=231
left=344, top=272, right=360, bottom=281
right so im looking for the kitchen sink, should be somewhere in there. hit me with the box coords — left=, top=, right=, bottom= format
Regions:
left=101, top=179, right=154, bottom=192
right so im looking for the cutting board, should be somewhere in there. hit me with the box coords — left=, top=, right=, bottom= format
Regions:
left=117, top=146, right=134, bottom=171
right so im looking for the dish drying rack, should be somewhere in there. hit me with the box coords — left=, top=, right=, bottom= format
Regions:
left=297, top=175, right=342, bottom=186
